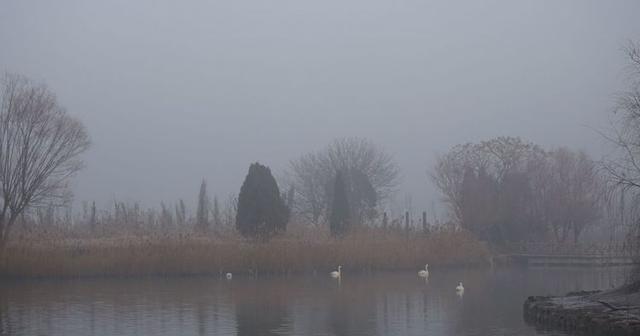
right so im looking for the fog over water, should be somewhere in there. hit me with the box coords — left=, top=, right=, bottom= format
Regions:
left=1, top=1, right=639, bottom=211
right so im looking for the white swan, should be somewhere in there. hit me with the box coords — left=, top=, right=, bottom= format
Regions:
left=418, top=264, right=429, bottom=278
left=226, top=272, right=233, bottom=280
left=456, top=282, right=464, bottom=294
left=330, top=265, right=342, bottom=278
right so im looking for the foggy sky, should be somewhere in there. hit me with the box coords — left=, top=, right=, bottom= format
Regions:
left=1, top=0, right=639, bottom=216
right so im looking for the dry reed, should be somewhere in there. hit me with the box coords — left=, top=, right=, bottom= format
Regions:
left=0, top=226, right=489, bottom=278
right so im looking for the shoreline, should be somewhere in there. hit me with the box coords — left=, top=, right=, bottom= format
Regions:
left=523, top=284, right=640, bottom=336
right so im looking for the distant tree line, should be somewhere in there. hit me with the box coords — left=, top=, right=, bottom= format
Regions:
left=432, top=137, right=602, bottom=246
left=3, top=41, right=640, bottom=251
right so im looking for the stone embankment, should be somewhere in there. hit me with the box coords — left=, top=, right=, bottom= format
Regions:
left=523, top=284, right=640, bottom=336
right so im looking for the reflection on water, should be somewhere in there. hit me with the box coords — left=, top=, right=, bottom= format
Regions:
left=0, top=267, right=632, bottom=336
left=235, top=281, right=289, bottom=336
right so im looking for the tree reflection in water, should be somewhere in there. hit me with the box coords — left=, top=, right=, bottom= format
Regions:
left=326, top=280, right=378, bottom=336
left=235, top=280, right=290, bottom=336
left=0, top=295, right=7, bottom=335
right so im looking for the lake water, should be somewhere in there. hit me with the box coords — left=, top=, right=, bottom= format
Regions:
left=0, top=267, right=632, bottom=336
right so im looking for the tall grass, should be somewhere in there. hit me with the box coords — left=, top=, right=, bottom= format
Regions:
left=0, top=225, right=489, bottom=278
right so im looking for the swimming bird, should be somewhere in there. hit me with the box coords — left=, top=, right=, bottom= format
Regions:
left=418, top=264, right=429, bottom=278
left=456, top=282, right=464, bottom=294
left=226, top=272, right=233, bottom=280
left=330, top=265, right=342, bottom=278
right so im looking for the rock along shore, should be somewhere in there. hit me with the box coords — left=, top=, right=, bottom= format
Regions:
left=523, top=284, right=640, bottom=336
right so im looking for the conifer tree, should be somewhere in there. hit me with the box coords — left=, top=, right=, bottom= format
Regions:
left=196, top=179, right=209, bottom=231
left=236, top=163, right=289, bottom=239
left=329, top=171, right=350, bottom=237
left=212, top=196, right=221, bottom=228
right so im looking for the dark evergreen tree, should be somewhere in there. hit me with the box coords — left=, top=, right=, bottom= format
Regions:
left=90, top=201, right=96, bottom=228
left=236, top=163, right=290, bottom=239
left=212, top=196, right=221, bottom=228
left=329, top=171, right=350, bottom=237
left=160, top=202, right=173, bottom=228
left=176, top=199, right=186, bottom=226
left=196, top=179, right=209, bottom=231
left=347, top=168, right=377, bottom=224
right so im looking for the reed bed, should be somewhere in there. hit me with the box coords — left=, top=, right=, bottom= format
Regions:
left=0, top=226, right=490, bottom=278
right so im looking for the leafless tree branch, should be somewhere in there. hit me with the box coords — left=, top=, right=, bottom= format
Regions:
left=0, top=73, right=90, bottom=248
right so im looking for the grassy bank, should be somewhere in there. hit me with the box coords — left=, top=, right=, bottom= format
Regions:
left=0, top=227, right=490, bottom=278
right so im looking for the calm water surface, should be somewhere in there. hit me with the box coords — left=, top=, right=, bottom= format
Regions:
left=0, top=267, right=632, bottom=336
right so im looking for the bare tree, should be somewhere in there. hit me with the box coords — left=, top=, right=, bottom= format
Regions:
left=431, top=137, right=543, bottom=228
left=602, top=42, right=640, bottom=190
left=543, top=149, right=602, bottom=243
left=0, top=73, right=90, bottom=249
left=288, top=152, right=331, bottom=225
left=288, top=137, right=399, bottom=225
left=602, top=41, right=640, bottom=256
left=432, top=137, right=601, bottom=245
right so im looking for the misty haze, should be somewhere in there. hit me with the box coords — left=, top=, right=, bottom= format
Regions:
left=1, top=1, right=640, bottom=336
